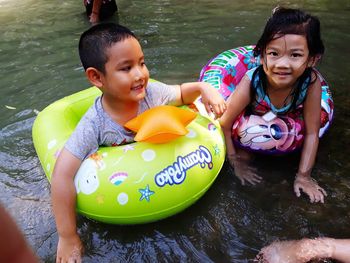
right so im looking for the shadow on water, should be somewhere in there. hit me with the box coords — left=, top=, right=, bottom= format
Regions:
left=0, top=0, right=349, bottom=262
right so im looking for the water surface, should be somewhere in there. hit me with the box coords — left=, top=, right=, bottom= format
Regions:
left=0, top=0, right=349, bottom=262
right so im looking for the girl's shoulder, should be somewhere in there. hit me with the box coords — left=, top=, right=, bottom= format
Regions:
left=305, top=68, right=323, bottom=92
left=310, top=68, right=319, bottom=81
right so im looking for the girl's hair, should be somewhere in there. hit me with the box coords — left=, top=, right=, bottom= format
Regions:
left=251, top=7, right=325, bottom=113
left=254, top=7, right=324, bottom=57
left=79, top=23, right=137, bottom=73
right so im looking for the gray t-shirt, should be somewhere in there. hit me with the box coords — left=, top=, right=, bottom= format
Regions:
left=65, top=81, right=177, bottom=160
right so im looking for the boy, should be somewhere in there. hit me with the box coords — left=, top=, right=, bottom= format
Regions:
left=51, top=23, right=226, bottom=262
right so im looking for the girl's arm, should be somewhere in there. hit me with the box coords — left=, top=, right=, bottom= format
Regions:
left=219, top=76, right=262, bottom=185
left=294, top=75, right=327, bottom=202
left=298, top=77, right=322, bottom=175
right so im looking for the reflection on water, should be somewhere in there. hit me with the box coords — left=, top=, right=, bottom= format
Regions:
left=0, top=0, right=349, bottom=262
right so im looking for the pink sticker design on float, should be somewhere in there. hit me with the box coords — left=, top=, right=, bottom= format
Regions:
left=207, top=123, right=217, bottom=131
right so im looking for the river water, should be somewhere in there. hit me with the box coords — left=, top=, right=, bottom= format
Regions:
left=0, top=0, right=349, bottom=262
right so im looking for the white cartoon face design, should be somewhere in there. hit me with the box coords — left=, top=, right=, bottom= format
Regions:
left=74, top=159, right=100, bottom=195
left=236, top=114, right=302, bottom=151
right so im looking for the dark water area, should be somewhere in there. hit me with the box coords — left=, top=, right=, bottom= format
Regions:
left=0, top=0, right=349, bottom=262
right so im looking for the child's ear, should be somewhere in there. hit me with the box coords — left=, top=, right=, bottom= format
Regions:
left=308, top=55, right=321, bottom=67
left=260, top=56, right=264, bottom=65
left=85, top=67, right=104, bottom=88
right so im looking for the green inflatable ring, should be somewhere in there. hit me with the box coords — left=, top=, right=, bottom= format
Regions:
left=32, top=84, right=226, bottom=224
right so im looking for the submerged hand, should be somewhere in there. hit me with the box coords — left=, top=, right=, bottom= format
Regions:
left=227, top=154, right=262, bottom=185
left=56, top=235, right=83, bottom=263
left=294, top=174, right=327, bottom=203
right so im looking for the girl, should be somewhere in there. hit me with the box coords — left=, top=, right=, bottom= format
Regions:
left=220, top=7, right=327, bottom=203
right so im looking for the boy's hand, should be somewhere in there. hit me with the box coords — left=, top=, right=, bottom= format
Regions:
left=56, top=234, right=83, bottom=263
left=294, top=173, right=327, bottom=203
left=200, top=83, right=226, bottom=118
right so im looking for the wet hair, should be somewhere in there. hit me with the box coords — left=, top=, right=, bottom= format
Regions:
left=79, top=23, right=137, bottom=73
left=251, top=7, right=325, bottom=113
left=254, top=7, right=324, bottom=57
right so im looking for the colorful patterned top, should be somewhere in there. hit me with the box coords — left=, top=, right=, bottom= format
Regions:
left=246, top=67, right=309, bottom=116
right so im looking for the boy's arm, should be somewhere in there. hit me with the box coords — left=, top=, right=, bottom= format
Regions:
left=172, top=82, right=226, bottom=117
left=51, top=148, right=83, bottom=262
left=294, top=78, right=327, bottom=202
left=219, top=75, right=251, bottom=156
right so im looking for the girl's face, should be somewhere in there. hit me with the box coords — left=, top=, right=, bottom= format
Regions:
left=261, top=34, right=314, bottom=90
left=100, top=37, right=150, bottom=103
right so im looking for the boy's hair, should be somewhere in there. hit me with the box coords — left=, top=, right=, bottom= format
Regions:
left=79, top=23, right=137, bottom=73
left=254, top=7, right=325, bottom=58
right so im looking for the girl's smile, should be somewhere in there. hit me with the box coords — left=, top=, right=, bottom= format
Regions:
left=262, top=34, right=311, bottom=90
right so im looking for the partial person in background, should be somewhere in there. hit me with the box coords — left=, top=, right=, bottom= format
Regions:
left=83, top=0, right=118, bottom=24
left=255, top=237, right=350, bottom=263
left=0, top=203, right=38, bottom=263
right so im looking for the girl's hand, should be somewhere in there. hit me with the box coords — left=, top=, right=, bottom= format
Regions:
left=294, top=173, right=327, bottom=203
left=227, top=154, right=262, bottom=185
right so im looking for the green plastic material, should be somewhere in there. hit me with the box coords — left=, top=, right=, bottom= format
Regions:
left=32, top=86, right=226, bottom=224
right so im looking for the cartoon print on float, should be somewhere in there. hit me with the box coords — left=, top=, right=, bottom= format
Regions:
left=109, top=172, right=128, bottom=186
left=137, top=148, right=156, bottom=202
left=319, top=84, right=334, bottom=136
left=73, top=120, right=219, bottom=205
left=74, top=158, right=101, bottom=195
left=108, top=171, right=130, bottom=206
left=233, top=111, right=303, bottom=152
left=139, top=185, right=155, bottom=202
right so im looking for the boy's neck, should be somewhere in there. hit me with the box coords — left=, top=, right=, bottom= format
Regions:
left=101, top=95, right=139, bottom=126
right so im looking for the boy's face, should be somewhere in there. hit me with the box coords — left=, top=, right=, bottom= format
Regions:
left=99, top=37, right=149, bottom=103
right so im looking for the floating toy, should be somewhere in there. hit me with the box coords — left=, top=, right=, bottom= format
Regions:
left=199, top=45, right=333, bottom=154
left=32, top=82, right=225, bottom=224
